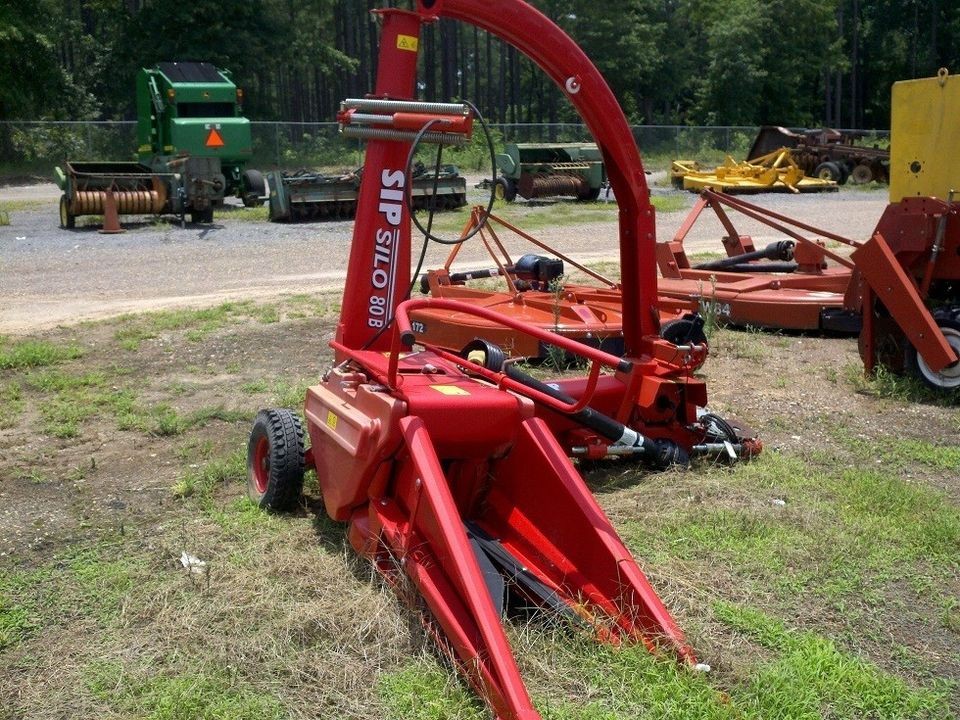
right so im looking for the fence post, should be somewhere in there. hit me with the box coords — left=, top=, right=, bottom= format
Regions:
left=275, top=123, right=281, bottom=167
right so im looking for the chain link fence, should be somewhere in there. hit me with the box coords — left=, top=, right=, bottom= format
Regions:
left=0, top=120, right=889, bottom=180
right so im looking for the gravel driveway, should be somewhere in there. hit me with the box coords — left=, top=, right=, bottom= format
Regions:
left=0, top=179, right=890, bottom=333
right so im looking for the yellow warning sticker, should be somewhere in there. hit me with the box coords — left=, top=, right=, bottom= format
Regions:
left=326, top=411, right=338, bottom=429
left=430, top=385, right=469, bottom=396
left=397, top=34, right=419, bottom=52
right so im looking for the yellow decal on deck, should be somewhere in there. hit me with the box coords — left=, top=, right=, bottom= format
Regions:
left=431, top=385, right=469, bottom=396
left=326, top=411, right=338, bottom=430
left=396, top=34, right=419, bottom=52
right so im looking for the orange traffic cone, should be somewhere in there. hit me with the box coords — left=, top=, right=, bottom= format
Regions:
left=99, top=188, right=125, bottom=234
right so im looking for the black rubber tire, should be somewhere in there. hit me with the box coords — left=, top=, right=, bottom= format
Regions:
left=59, top=195, right=75, bottom=229
left=850, top=164, right=874, bottom=185
left=660, top=315, right=708, bottom=347
left=904, top=318, right=960, bottom=391
left=247, top=408, right=305, bottom=511
left=814, top=161, right=842, bottom=182
left=494, top=177, right=517, bottom=202
left=578, top=185, right=601, bottom=201
left=242, top=169, right=266, bottom=207
left=837, top=162, right=851, bottom=185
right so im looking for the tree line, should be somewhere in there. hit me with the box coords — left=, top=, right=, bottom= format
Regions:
left=2, top=0, right=958, bottom=129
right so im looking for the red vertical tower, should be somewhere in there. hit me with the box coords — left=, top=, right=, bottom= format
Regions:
left=336, top=10, right=424, bottom=352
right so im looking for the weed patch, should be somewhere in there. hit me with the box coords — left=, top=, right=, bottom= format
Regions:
left=714, top=603, right=952, bottom=719
left=649, top=194, right=690, bottom=214
left=377, top=660, right=485, bottom=720
left=85, top=661, right=286, bottom=720
left=113, top=302, right=259, bottom=350
left=846, top=363, right=960, bottom=405
left=173, top=448, right=246, bottom=503
left=0, top=339, right=83, bottom=369
left=0, top=544, right=144, bottom=652
left=0, top=381, right=24, bottom=429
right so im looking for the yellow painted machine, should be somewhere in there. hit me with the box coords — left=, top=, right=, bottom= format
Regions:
left=890, top=67, right=960, bottom=201
left=671, top=147, right=838, bottom=193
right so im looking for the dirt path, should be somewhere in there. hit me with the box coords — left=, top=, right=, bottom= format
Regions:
left=0, top=184, right=889, bottom=333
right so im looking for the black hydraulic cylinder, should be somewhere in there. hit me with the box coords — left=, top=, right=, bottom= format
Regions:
left=503, top=364, right=654, bottom=452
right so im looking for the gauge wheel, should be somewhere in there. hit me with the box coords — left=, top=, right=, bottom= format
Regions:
left=494, top=177, right=517, bottom=201
left=660, top=316, right=708, bottom=347
left=905, top=319, right=960, bottom=391
left=242, top=169, right=266, bottom=207
left=850, top=164, right=874, bottom=185
left=814, top=161, right=842, bottom=182
left=59, top=195, right=75, bottom=229
left=247, top=408, right=305, bottom=511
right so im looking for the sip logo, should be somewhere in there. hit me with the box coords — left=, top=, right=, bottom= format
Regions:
left=368, top=170, right=404, bottom=329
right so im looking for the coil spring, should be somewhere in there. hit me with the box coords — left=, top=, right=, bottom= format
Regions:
left=342, top=98, right=468, bottom=116
left=518, top=173, right=590, bottom=199
left=71, top=190, right=164, bottom=216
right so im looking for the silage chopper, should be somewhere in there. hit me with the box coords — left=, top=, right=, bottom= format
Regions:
left=246, top=2, right=754, bottom=718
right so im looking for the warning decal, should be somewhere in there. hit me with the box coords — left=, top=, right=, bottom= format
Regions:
left=430, top=385, right=469, bottom=396
left=205, top=128, right=225, bottom=148
left=396, top=34, right=419, bottom=52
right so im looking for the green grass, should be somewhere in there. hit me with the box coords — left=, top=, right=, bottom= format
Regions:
left=113, top=302, right=258, bottom=350
left=377, top=660, right=485, bottom=720
left=240, top=379, right=269, bottom=394
left=0, top=381, right=24, bottom=428
left=286, top=293, right=341, bottom=318
left=172, top=447, right=247, bottom=503
left=219, top=205, right=270, bottom=223
left=33, top=370, right=134, bottom=438
left=0, top=594, right=36, bottom=650
left=85, top=661, right=286, bottom=720
left=117, top=404, right=248, bottom=437
left=0, top=339, right=83, bottom=369
left=25, top=368, right=247, bottom=438
left=650, top=194, right=691, bottom=213
left=374, top=612, right=952, bottom=719
left=846, top=363, right=960, bottom=405
left=0, top=199, right=45, bottom=213
left=0, top=544, right=144, bottom=652
left=833, top=430, right=960, bottom=473
left=618, top=449, right=959, bottom=632
left=256, top=304, right=280, bottom=324
left=713, top=603, right=950, bottom=720
left=711, top=327, right=767, bottom=360
left=271, top=379, right=312, bottom=410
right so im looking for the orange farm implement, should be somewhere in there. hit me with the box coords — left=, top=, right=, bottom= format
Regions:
left=414, top=205, right=707, bottom=362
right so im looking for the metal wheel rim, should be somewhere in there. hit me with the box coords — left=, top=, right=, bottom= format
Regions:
left=60, top=198, right=68, bottom=227
left=916, top=326, right=960, bottom=389
left=494, top=182, right=505, bottom=200
left=252, top=436, right=271, bottom=493
left=852, top=166, right=873, bottom=184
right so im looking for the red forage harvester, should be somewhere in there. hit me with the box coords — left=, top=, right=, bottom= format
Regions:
left=246, top=2, right=743, bottom=718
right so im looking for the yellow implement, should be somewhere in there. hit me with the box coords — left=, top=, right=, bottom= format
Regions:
left=671, top=147, right=838, bottom=193
left=890, top=68, right=960, bottom=202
